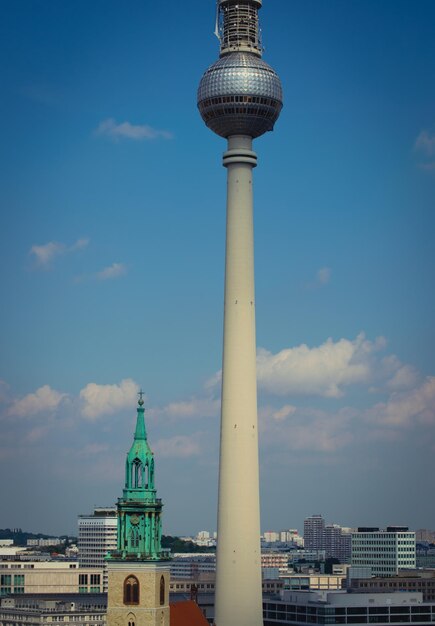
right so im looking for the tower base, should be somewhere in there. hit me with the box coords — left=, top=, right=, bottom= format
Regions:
left=107, top=559, right=170, bottom=626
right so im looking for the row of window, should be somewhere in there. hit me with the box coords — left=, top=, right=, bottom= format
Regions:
left=1, top=576, right=24, bottom=585
left=78, top=575, right=101, bottom=585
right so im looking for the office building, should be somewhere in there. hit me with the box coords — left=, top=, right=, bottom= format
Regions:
left=304, top=516, right=325, bottom=550
left=78, top=508, right=117, bottom=591
left=351, top=527, right=416, bottom=576
left=324, top=525, right=352, bottom=562
left=348, top=569, right=435, bottom=602
left=0, top=594, right=106, bottom=626
left=0, top=561, right=102, bottom=595
left=263, top=589, right=435, bottom=625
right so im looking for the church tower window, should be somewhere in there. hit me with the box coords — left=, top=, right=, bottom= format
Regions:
left=159, top=575, right=165, bottom=606
left=124, top=576, right=139, bottom=605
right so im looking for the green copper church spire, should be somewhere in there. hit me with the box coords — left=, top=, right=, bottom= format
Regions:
left=123, top=391, right=155, bottom=500
left=108, top=391, right=167, bottom=561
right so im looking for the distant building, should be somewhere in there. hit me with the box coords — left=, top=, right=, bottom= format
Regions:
left=0, top=561, right=102, bottom=595
left=0, top=593, right=106, bottom=626
left=264, top=532, right=281, bottom=543
left=263, top=589, right=434, bottom=625
left=26, top=539, right=65, bottom=548
left=348, top=569, right=435, bottom=602
left=170, top=555, right=216, bottom=580
left=288, top=549, right=327, bottom=566
left=324, top=524, right=352, bottom=562
left=192, top=531, right=216, bottom=548
left=170, top=551, right=291, bottom=580
left=416, top=529, right=435, bottom=543
left=77, top=508, right=117, bottom=591
left=261, top=553, right=290, bottom=574
left=351, top=527, right=416, bottom=576
left=303, top=515, right=325, bottom=550
left=279, top=531, right=303, bottom=547
left=417, top=546, right=435, bottom=569
left=281, top=574, right=344, bottom=592
left=303, top=516, right=351, bottom=562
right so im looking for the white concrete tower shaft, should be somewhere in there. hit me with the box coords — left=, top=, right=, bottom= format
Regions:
left=197, top=2, right=283, bottom=624
left=214, top=135, right=262, bottom=626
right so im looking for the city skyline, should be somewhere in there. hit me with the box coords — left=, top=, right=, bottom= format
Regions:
left=1, top=0, right=435, bottom=536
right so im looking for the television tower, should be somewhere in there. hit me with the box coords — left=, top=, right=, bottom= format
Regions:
left=197, top=2, right=283, bottom=625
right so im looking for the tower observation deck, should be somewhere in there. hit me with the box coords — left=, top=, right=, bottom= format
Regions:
left=197, top=2, right=283, bottom=626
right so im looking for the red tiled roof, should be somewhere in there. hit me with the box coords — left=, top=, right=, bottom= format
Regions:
left=170, top=600, right=209, bottom=626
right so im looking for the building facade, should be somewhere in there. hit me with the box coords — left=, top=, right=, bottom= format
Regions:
left=348, top=570, right=435, bottom=602
left=263, top=589, right=434, bottom=625
left=303, top=516, right=325, bottom=551
left=78, top=509, right=117, bottom=591
left=0, top=562, right=102, bottom=595
left=303, top=517, right=351, bottom=562
left=351, top=527, right=416, bottom=576
left=0, top=594, right=107, bottom=626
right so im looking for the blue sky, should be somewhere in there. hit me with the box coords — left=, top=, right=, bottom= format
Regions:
left=0, top=0, right=434, bottom=537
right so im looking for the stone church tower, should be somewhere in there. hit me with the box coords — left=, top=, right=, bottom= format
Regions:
left=107, top=393, right=170, bottom=626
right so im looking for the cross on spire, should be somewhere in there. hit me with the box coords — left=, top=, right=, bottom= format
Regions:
left=138, top=389, right=145, bottom=406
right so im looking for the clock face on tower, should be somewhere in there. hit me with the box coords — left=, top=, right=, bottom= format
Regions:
left=130, top=515, right=140, bottom=526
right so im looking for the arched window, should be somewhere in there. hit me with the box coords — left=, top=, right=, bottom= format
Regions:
left=159, top=575, right=165, bottom=606
left=150, top=459, right=154, bottom=488
left=129, top=527, right=139, bottom=549
left=132, top=459, right=142, bottom=488
left=124, top=576, right=139, bottom=605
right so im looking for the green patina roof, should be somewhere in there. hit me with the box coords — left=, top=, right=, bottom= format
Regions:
left=126, top=404, right=154, bottom=464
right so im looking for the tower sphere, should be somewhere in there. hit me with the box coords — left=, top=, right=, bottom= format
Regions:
left=197, top=52, right=283, bottom=139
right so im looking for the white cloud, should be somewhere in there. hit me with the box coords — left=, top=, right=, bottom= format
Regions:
left=30, top=242, right=65, bottom=266
left=386, top=364, right=419, bottom=390
left=256, top=333, right=386, bottom=398
left=30, top=238, right=89, bottom=267
left=415, top=130, right=435, bottom=156
left=261, top=405, right=355, bottom=453
left=305, top=266, right=332, bottom=289
left=271, top=404, right=296, bottom=421
left=80, top=378, right=139, bottom=420
left=155, top=396, right=219, bottom=420
left=153, top=434, right=201, bottom=458
left=8, top=385, right=66, bottom=417
left=95, top=262, right=127, bottom=280
left=366, top=376, right=435, bottom=427
left=257, top=375, right=435, bottom=457
left=70, top=238, right=90, bottom=251
left=205, top=334, right=414, bottom=399
left=95, top=118, right=172, bottom=141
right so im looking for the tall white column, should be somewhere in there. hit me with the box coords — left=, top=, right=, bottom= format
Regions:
left=214, top=134, right=263, bottom=626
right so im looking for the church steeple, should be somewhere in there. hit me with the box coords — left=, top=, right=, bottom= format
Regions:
left=106, top=391, right=170, bottom=626
left=123, top=391, right=155, bottom=499
left=108, top=392, right=167, bottom=561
